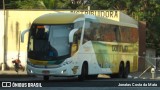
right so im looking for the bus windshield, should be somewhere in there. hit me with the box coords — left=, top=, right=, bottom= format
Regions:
left=28, top=24, right=73, bottom=61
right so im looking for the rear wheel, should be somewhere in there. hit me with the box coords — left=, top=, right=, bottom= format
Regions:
left=78, top=63, right=88, bottom=81
left=118, top=62, right=124, bottom=78
left=110, top=62, right=124, bottom=78
left=43, top=75, right=49, bottom=81
left=123, top=62, right=130, bottom=78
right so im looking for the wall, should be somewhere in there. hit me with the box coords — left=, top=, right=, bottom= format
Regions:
left=0, top=10, right=4, bottom=67
left=138, top=21, right=146, bottom=71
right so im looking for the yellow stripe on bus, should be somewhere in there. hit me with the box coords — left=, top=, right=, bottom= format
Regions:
left=29, top=59, right=48, bottom=65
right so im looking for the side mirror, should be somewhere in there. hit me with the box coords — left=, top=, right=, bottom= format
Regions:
left=69, top=28, right=78, bottom=43
left=21, top=29, right=29, bottom=43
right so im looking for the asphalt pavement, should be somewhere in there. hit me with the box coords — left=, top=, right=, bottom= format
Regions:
left=1, top=70, right=160, bottom=80
left=1, top=70, right=160, bottom=90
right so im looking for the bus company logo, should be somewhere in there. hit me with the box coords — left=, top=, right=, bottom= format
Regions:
left=2, top=82, right=11, bottom=87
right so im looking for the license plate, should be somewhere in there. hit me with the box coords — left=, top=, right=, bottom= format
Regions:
left=42, top=70, right=50, bottom=74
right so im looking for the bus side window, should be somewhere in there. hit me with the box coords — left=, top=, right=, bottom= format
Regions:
left=103, top=26, right=116, bottom=42
left=114, top=26, right=121, bottom=42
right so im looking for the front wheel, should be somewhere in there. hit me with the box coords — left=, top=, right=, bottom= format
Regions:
left=78, top=63, right=88, bottom=81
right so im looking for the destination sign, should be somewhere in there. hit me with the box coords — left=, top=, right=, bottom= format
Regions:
left=71, top=10, right=120, bottom=21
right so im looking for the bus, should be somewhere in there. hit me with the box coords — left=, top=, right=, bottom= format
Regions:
left=21, top=12, right=139, bottom=81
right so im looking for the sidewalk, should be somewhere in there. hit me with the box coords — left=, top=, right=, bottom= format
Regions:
left=129, top=71, right=160, bottom=80
left=0, top=70, right=27, bottom=75
left=0, top=70, right=35, bottom=78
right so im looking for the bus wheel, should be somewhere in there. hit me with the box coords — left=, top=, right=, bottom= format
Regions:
left=78, top=62, right=88, bottom=81
left=123, top=62, right=130, bottom=78
left=43, top=75, right=49, bottom=81
left=118, top=62, right=124, bottom=78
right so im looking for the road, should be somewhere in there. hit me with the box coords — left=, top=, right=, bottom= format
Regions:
left=0, top=75, right=160, bottom=90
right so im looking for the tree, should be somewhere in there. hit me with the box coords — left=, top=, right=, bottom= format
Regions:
left=42, top=0, right=58, bottom=9
left=5, top=0, right=74, bottom=9
left=138, top=0, right=160, bottom=51
left=5, top=0, right=45, bottom=9
left=0, top=0, right=3, bottom=9
left=20, top=0, right=45, bottom=9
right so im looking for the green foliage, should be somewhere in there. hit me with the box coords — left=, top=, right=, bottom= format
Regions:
left=42, top=0, right=57, bottom=9
left=5, top=0, right=45, bottom=9
left=5, top=0, right=21, bottom=9
left=20, top=0, right=45, bottom=9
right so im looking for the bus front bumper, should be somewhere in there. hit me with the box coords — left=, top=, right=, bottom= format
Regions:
left=26, top=64, right=73, bottom=76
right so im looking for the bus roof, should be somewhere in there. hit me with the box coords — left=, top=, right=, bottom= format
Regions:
left=33, top=12, right=138, bottom=28
left=33, top=13, right=84, bottom=24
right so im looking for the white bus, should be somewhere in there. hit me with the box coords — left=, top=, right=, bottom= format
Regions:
left=21, top=12, right=139, bottom=81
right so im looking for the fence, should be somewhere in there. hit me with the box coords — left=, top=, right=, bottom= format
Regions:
left=140, top=56, right=160, bottom=71
left=156, top=57, right=160, bottom=71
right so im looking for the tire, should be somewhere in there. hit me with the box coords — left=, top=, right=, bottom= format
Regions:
left=123, top=62, right=130, bottom=78
left=78, top=63, right=88, bottom=81
left=110, top=62, right=124, bottom=78
left=118, top=62, right=124, bottom=78
left=43, top=75, right=49, bottom=81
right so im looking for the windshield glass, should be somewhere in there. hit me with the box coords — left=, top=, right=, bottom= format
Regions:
left=28, top=24, right=73, bottom=60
